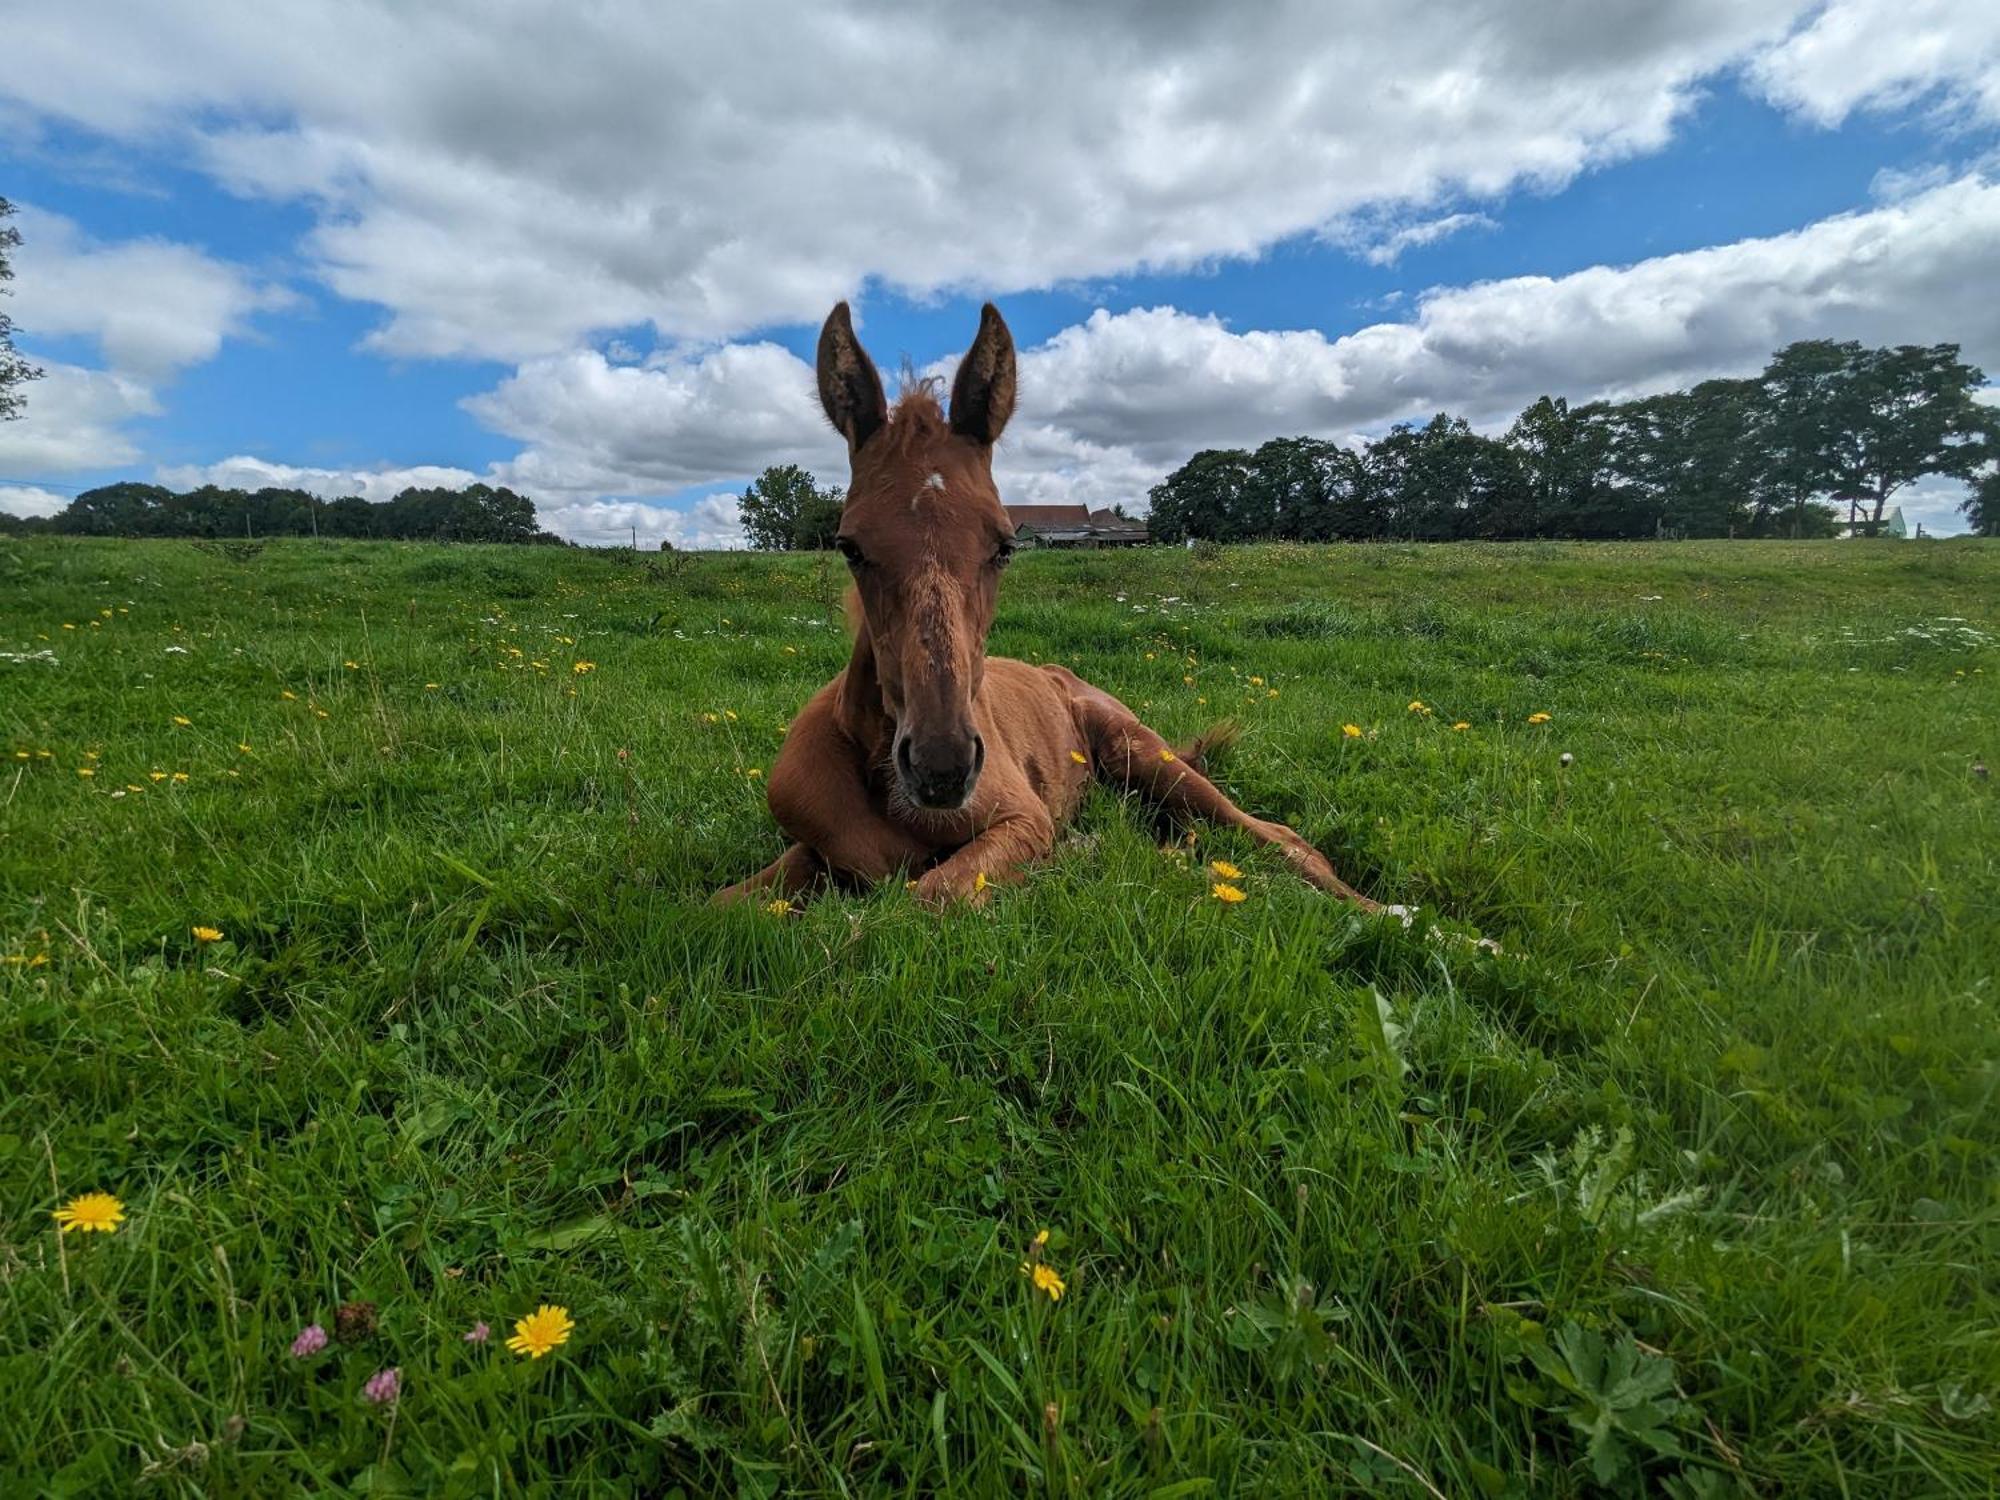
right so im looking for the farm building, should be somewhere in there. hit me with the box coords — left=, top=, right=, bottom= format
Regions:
left=1004, top=505, right=1150, bottom=547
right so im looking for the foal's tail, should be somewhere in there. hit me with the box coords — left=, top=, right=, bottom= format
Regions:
left=1173, top=719, right=1241, bottom=774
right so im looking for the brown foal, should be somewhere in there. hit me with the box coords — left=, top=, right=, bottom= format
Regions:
left=714, top=301, right=1380, bottom=912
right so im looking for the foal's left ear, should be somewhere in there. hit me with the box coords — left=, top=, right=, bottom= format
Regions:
left=950, top=303, right=1016, bottom=445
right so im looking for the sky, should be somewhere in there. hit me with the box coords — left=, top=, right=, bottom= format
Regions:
left=2, top=1, right=1998, bottom=544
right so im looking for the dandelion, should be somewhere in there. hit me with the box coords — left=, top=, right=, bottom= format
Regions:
left=1183, top=675, right=1194, bottom=685
left=1249, top=676, right=1265, bottom=687
left=723, top=710, right=738, bottom=722
left=745, top=767, right=763, bottom=778
left=149, top=771, right=168, bottom=782
left=1210, top=860, right=1243, bottom=880
left=974, top=870, right=989, bottom=893
left=765, top=899, right=793, bottom=917
left=424, top=682, right=440, bottom=691
left=344, top=661, right=359, bottom=670
left=1408, top=700, right=1430, bottom=715
left=1020, top=1261, right=1066, bottom=1302
left=702, top=712, right=719, bottom=723
left=1158, top=749, right=1177, bottom=763
left=1341, top=724, right=1362, bottom=739
left=1451, top=722, right=1470, bottom=732
left=52, top=1191, right=125, bottom=1234
left=506, top=1304, right=575, bottom=1359
left=1211, top=882, right=1247, bottom=904
left=77, top=767, right=95, bottom=778
left=281, top=690, right=297, bottom=701
left=192, top=925, right=224, bottom=943
left=171, top=772, right=189, bottom=783
left=362, top=1368, right=401, bottom=1404
left=173, top=716, right=191, bottom=726
left=1069, top=750, right=1087, bottom=765
left=1527, top=712, right=1552, bottom=724
left=464, top=1321, right=490, bottom=1344
left=237, top=742, right=252, bottom=754
left=290, top=1324, right=329, bottom=1358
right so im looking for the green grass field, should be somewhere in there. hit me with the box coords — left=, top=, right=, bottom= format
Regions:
left=3, top=535, right=1996, bottom=1496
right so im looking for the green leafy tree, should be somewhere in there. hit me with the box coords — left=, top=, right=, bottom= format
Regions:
left=1816, top=343, right=1991, bottom=531
left=1146, top=449, right=1256, bottom=543
left=1, top=197, right=44, bottom=421
left=738, top=464, right=844, bottom=550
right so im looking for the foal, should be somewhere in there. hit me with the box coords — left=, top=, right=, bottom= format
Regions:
left=715, top=302, right=1379, bottom=912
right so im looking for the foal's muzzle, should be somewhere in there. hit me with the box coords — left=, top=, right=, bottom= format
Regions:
left=896, top=728, right=986, bottom=809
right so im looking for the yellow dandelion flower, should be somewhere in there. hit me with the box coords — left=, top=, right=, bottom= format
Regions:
left=1267, top=689, right=1279, bottom=698
left=1408, top=700, right=1430, bottom=715
left=1211, top=882, right=1247, bottom=904
left=506, top=1304, right=575, bottom=1359
left=192, top=925, right=223, bottom=943
left=1451, top=721, right=1470, bottom=732
left=723, top=710, right=738, bottom=722
left=344, top=660, right=359, bottom=670
left=1210, top=860, right=1243, bottom=880
left=77, top=767, right=95, bottom=778
left=52, top=1192, right=125, bottom=1235
left=572, top=660, right=596, bottom=674
left=1020, top=1261, right=1066, bottom=1301
left=1158, top=749, right=1177, bottom=763
left=1069, top=750, right=1087, bottom=765
left=172, top=716, right=191, bottom=727
left=974, top=870, right=989, bottom=893
left=1342, top=724, right=1363, bottom=739
left=313, top=708, right=329, bottom=719
left=1527, top=712, right=1552, bottom=724
left=745, top=767, right=763, bottom=778
left=1033, top=1228, right=1051, bottom=1248
left=237, top=742, right=252, bottom=753
left=1183, top=674, right=1195, bottom=685
left=171, top=772, right=188, bottom=783
left=425, top=682, right=440, bottom=690
left=281, top=690, right=297, bottom=700
left=1145, top=652, right=1157, bottom=660
left=765, top=898, right=793, bottom=917
left=703, top=712, right=719, bottom=723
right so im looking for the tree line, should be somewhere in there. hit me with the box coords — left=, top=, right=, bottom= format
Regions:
left=0, top=480, right=567, bottom=544
left=1148, top=341, right=1999, bottom=542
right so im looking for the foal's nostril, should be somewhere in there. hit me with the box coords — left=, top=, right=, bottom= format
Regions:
left=895, top=736, right=915, bottom=777
left=970, top=733, right=986, bottom=776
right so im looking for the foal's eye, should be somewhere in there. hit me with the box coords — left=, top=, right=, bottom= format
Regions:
left=835, top=538, right=864, bottom=567
left=993, top=540, right=1016, bottom=568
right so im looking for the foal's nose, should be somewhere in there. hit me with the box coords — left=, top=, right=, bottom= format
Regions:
left=896, top=729, right=986, bottom=809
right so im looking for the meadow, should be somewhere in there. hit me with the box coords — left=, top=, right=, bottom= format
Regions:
left=2, top=534, right=1996, bottom=1497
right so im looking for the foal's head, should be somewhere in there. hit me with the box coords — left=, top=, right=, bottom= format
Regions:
left=817, top=301, right=1017, bottom=810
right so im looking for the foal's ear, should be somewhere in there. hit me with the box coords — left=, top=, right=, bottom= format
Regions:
left=950, top=302, right=1016, bottom=445
left=817, top=302, right=888, bottom=451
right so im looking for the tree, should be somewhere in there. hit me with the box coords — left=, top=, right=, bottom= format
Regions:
left=738, top=464, right=844, bottom=550
left=1147, top=449, right=1257, bottom=543
left=1816, top=344, right=1990, bottom=531
left=1, top=197, right=44, bottom=421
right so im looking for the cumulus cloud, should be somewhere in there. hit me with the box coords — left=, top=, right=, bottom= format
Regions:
left=9, top=205, right=293, bottom=381
left=3, top=0, right=1813, bottom=359
left=1333, top=212, right=1499, bottom=267
left=0, top=484, right=72, bottom=520
left=0, top=362, right=157, bottom=472
left=153, top=455, right=482, bottom=502
left=1751, top=0, right=2000, bottom=127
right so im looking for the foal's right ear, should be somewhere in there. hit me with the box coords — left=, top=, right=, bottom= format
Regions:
left=817, top=302, right=888, bottom=451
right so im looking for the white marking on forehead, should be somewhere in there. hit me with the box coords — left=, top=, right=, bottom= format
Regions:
left=926, top=472, right=946, bottom=490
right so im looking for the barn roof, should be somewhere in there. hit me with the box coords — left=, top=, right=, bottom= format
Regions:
left=1005, top=505, right=1093, bottom=530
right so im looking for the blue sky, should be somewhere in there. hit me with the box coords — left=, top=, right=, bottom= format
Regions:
left=3, top=2, right=1997, bottom=540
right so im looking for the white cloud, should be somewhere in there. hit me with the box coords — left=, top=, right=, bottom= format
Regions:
left=153, top=455, right=481, bottom=503
left=9, top=205, right=293, bottom=381
left=0, top=484, right=71, bottom=520
left=1751, top=0, right=2000, bottom=127
left=467, top=342, right=847, bottom=499
left=1334, top=212, right=1499, bottom=267
left=535, top=495, right=747, bottom=550
left=0, top=362, right=157, bottom=472
left=1, top=0, right=1813, bottom=359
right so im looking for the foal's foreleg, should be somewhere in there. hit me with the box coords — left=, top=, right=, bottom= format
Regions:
left=909, top=809, right=1054, bottom=910
left=1084, top=704, right=1379, bottom=910
left=711, top=843, right=826, bottom=906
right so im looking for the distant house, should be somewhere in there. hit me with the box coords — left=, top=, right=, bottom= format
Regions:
left=1830, top=505, right=1907, bottom=539
left=1005, top=504, right=1149, bottom=548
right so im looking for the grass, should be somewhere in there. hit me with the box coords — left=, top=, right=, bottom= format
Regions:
left=2, top=534, right=1996, bottom=1496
